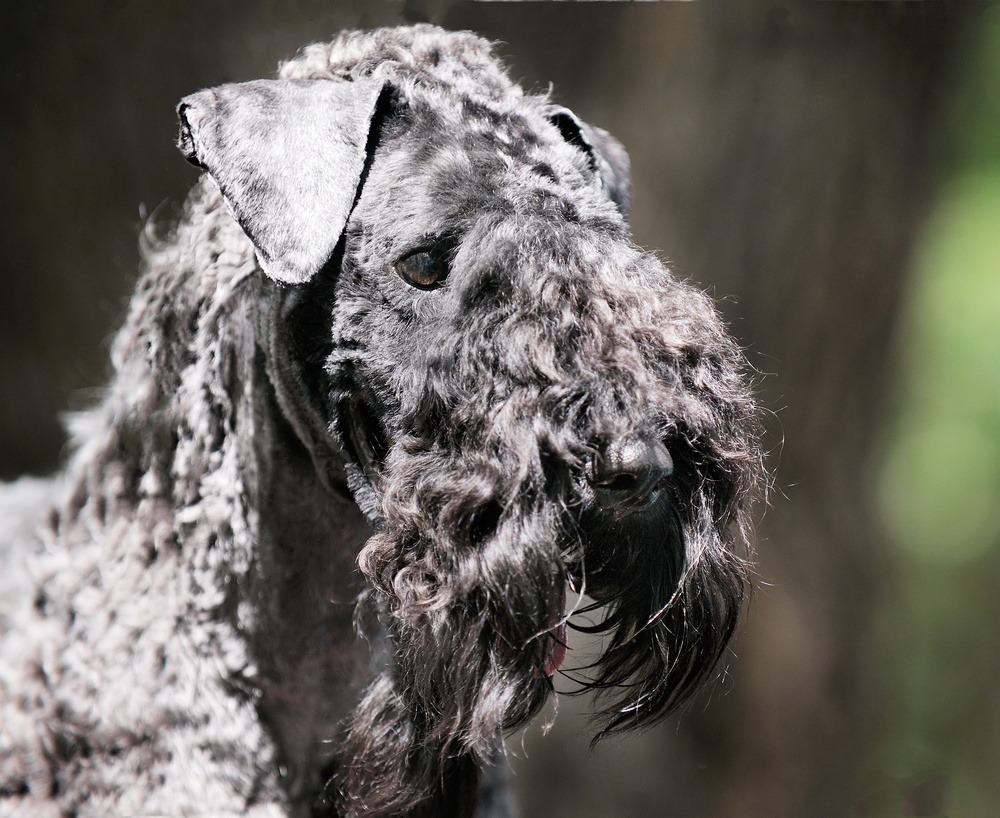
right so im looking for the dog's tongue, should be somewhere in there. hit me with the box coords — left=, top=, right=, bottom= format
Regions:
left=543, top=621, right=568, bottom=677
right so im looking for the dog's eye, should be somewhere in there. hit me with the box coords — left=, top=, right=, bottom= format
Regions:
left=395, top=249, right=449, bottom=290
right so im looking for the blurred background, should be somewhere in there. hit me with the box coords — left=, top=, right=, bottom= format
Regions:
left=1, top=2, right=997, bottom=816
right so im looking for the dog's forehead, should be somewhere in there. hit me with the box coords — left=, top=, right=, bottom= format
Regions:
left=277, top=25, right=616, bottom=232
left=350, top=94, right=613, bottom=253
left=281, top=25, right=595, bottom=180
left=409, top=91, right=560, bottom=159
left=411, top=94, right=593, bottom=189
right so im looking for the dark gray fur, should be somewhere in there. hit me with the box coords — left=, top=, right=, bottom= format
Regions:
left=0, top=25, right=761, bottom=818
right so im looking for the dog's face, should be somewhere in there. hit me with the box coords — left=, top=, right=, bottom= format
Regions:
left=178, top=26, right=760, bottom=814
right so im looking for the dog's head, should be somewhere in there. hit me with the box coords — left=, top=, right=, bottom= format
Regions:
left=178, top=25, right=761, bottom=816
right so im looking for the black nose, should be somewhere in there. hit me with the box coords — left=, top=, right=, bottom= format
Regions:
left=591, top=436, right=673, bottom=510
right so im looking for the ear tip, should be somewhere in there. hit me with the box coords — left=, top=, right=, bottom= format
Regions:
left=256, top=255, right=314, bottom=285
left=175, top=91, right=216, bottom=166
left=175, top=105, right=199, bottom=165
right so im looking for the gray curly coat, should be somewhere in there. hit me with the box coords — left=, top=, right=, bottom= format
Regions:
left=0, top=25, right=760, bottom=818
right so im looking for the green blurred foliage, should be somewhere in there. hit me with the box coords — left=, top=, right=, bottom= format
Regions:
left=872, top=6, right=1000, bottom=815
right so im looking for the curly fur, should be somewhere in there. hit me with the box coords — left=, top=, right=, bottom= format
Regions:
left=0, top=25, right=761, bottom=818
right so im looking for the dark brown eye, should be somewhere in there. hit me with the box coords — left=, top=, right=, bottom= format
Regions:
left=395, top=249, right=449, bottom=290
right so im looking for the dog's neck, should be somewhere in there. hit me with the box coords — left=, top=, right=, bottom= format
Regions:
left=248, top=364, right=375, bottom=804
left=50, top=190, right=377, bottom=811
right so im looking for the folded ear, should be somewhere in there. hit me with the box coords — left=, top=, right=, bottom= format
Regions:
left=549, top=106, right=632, bottom=217
left=177, top=78, right=386, bottom=284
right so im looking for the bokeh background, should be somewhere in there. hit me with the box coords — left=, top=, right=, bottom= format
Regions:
left=2, top=3, right=997, bottom=816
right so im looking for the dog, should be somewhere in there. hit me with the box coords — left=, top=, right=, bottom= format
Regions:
left=0, top=24, right=761, bottom=817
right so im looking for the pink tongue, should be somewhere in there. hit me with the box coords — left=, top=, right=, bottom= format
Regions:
left=543, top=622, right=568, bottom=677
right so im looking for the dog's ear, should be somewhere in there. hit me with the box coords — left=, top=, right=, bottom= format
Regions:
left=548, top=107, right=632, bottom=217
left=177, top=78, right=386, bottom=284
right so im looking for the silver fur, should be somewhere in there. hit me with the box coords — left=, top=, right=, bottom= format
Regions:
left=0, top=25, right=760, bottom=818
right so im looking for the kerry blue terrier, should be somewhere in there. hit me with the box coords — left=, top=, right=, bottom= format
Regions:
left=0, top=24, right=761, bottom=818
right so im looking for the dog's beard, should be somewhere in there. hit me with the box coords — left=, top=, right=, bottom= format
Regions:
left=566, top=486, right=749, bottom=739
left=332, top=445, right=565, bottom=816
left=329, top=437, right=748, bottom=817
